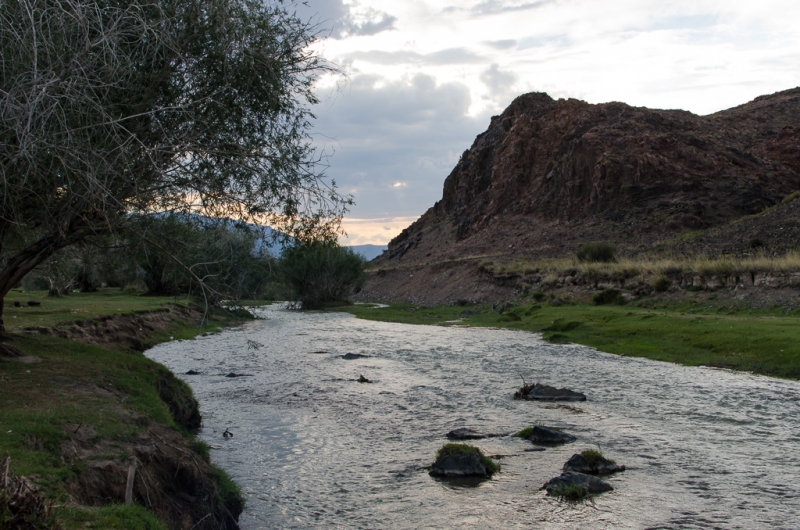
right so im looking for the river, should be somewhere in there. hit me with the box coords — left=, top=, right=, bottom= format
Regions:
left=145, top=304, right=800, bottom=529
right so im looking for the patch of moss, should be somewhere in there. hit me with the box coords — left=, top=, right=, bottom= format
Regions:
left=436, top=443, right=500, bottom=475
left=580, top=449, right=613, bottom=466
left=515, top=427, right=534, bottom=438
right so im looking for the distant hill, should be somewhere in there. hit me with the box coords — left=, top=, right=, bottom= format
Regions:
left=359, top=87, right=800, bottom=305
left=348, top=244, right=387, bottom=261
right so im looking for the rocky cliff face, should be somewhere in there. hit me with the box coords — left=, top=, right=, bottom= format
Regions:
left=381, top=88, right=800, bottom=265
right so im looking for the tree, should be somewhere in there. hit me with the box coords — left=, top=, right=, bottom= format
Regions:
left=0, top=0, right=348, bottom=331
left=279, top=241, right=366, bottom=308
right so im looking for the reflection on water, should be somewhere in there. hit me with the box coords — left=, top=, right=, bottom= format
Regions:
left=146, top=305, right=800, bottom=529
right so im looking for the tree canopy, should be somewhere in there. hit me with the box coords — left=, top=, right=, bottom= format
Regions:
left=0, top=0, right=348, bottom=329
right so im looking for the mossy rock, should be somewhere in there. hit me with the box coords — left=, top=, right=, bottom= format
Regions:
left=430, top=443, right=500, bottom=477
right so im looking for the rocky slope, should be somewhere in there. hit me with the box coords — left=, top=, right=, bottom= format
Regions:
left=360, top=88, right=800, bottom=304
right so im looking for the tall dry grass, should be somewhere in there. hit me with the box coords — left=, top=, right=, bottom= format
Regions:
left=483, top=252, right=800, bottom=278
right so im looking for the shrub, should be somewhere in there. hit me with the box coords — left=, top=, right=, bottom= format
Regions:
left=436, top=443, right=500, bottom=475
left=532, top=290, right=546, bottom=301
left=576, top=242, right=617, bottom=263
left=279, top=241, right=367, bottom=309
left=592, top=289, right=625, bottom=305
left=749, top=237, right=765, bottom=249
left=652, top=276, right=671, bottom=293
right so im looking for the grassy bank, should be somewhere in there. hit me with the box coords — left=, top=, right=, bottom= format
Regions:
left=343, top=300, right=800, bottom=379
left=0, top=289, right=249, bottom=528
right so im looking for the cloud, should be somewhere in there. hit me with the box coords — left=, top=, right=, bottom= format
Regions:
left=484, top=39, right=518, bottom=50
left=480, top=63, right=519, bottom=100
left=344, top=47, right=486, bottom=66
left=299, top=0, right=396, bottom=39
left=445, top=0, right=558, bottom=17
left=312, top=74, right=494, bottom=239
left=339, top=217, right=421, bottom=245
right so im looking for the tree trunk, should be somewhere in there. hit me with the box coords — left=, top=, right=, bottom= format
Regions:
left=0, top=230, right=88, bottom=332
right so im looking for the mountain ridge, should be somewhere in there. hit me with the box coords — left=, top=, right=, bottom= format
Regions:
left=359, top=87, right=800, bottom=305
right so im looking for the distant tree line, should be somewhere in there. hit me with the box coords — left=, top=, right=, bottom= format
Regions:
left=17, top=215, right=367, bottom=308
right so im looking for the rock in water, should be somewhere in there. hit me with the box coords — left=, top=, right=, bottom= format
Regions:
left=563, top=453, right=625, bottom=475
left=514, top=383, right=586, bottom=401
left=341, top=353, right=371, bottom=360
left=429, top=453, right=488, bottom=478
left=446, top=428, right=485, bottom=440
left=542, top=471, right=613, bottom=496
left=525, top=426, right=576, bottom=445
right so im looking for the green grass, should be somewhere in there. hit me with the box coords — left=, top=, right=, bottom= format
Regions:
left=56, top=505, right=168, bottom=529
left=515, top=427, right=535, bottom=438
left=211, top=465, right=245, bottom=511
left=436, top=443, right=500, bottom=475
left=3, top=289, right=188, bottom=331
left=341, top=301, right=800, bottom=379
left=550, top=483, right=589, bottom=501
left=0, top=290, right=250, bottom=528
left=580, top=449, right=610, bottom=466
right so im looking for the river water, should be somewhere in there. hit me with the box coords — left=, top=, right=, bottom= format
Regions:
left=145, top=304, right=800, bottom=529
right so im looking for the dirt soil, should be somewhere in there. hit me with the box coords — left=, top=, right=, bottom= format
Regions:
left=21, top=305, right=201, bottom=353
left=63, top=417, right=240, bottom=530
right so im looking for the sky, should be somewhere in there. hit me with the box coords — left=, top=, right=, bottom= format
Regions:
left=293, top=0, right=800, bottom=246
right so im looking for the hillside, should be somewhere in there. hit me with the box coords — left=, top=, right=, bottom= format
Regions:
left=358, top=88, right=800, bottom=305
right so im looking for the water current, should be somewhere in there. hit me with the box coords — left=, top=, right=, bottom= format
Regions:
left=145, top=304, right=800, bottom=529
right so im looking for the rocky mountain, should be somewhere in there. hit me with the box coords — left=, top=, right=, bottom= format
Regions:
left=359, top=88, right=800, bottom=304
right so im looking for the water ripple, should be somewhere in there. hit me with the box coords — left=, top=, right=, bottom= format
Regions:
left=146, top=305, right=800, bottom=529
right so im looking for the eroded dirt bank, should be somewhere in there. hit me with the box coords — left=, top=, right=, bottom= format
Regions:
left=1, top=303, right=244, bottom=529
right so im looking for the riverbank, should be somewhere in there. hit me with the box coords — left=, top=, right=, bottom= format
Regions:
left=342, top=297, right=800, bottom=380
left=0, top=289, right=250, bottom=529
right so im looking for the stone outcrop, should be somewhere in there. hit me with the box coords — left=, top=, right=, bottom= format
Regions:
left=386, top=88, right=800, bottom=260
left=428, top=453, right=490, bottom=478
left=523, top=426, right=577, bottom=445
left=563, top=453, right=625, bottom=475
left=542, top=471, right=613, bottom=496
left=514, top=383, right=587, bottom=401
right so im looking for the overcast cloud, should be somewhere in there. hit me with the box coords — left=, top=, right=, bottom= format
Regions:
left=298, top=0, right=800, bottom=244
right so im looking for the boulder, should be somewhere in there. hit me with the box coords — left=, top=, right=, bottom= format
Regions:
left=525, top=426, right=576, bottom=445
left=542, top=471, right=613, bottom=496
left=514, top=383, right=586, bottom=401
left=429, top=453, right=488, bottom=478
left=563, top=453, right=625, bottom=475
